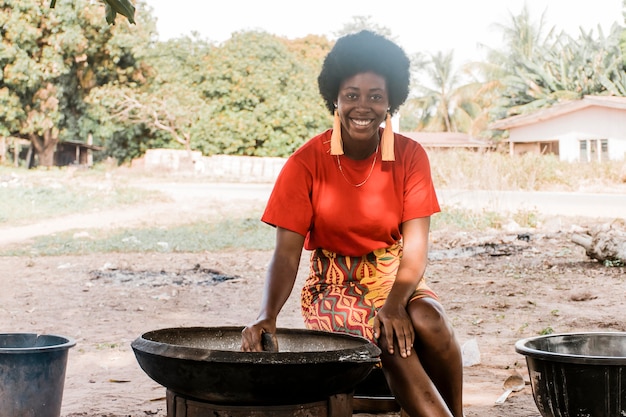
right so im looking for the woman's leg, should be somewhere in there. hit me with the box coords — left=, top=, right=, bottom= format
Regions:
left=379, top=341, right=453, bottom=417
left=379, top=297, right=463, bottom=417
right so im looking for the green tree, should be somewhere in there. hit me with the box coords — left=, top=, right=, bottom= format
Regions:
left=0, top=0, right=154, bottom=167
left=483, top=4, right=626, bottom=122
left=197, top=31, right=329, bottom=157
left=472, top=4, right=558, bottom=124
left=88, top=34, right=214, bottom=162
left=492, top=25, right=626, bottom=119
left=91, top=31, right=331, bottom=160
left=50, top=0, right=137, bottom=25
left=487, top=5, right=556, bottom=69
left=622, top=0, right=626, bottom=59
left=404, top=51, right=485, bottom=135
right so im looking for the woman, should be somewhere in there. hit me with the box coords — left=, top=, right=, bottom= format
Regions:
left=241, top=30, right=464, bottom=417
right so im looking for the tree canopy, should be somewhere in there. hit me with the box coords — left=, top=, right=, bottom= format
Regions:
left=1, top=4, right=625, bottom=167
left=1, top=0, right=153, bottom=166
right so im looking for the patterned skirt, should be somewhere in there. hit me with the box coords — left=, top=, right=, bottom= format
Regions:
left=301, top=242, right=438, bottom=343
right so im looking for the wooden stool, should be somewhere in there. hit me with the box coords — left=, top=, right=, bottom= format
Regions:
left=166, top=389, right=353, bottom=417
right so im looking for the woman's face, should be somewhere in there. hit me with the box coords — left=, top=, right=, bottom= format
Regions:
left=336, top=71, right=389, bottom=145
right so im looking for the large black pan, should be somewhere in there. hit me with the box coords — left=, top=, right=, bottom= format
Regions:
left=131, top=326, right=381, bottom=405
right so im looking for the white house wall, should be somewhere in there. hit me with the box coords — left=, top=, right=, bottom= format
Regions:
left=507, top=106, right=626, bottom=162
left=612, top=133, right=626, bottom=161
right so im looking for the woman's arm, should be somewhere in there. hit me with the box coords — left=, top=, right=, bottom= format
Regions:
left=373, top=216, right=431, bottom=358
left=241, top=226, right=305, bottom=351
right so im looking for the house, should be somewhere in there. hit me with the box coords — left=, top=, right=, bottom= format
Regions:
left=1, top=138, right=103, bottom=168
left=400, top=131, right=494, bottom=151
left=54, top=140, right=104, bottom=167
left=489, top=95, right=626, bottom=162
left=0, top=137, right=31, bottom=166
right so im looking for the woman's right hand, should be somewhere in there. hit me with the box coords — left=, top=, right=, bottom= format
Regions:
left=241, top=227, right=304, bottom=352
left=240, top=318, right=276, bottom=352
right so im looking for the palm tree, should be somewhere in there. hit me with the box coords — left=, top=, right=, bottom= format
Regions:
left=473, top=3, right=626, bottom=126
left=475, top=5, right=559, bottom=117
left=495, top=24, right=626, bottom=118
left=403, top=51, right=484, bottom=135
left=487, top=5, right=556, bottom=69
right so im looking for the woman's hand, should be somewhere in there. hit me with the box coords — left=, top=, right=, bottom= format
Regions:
left=241, top=227, right=305, bottom=352
left=240, top=318, right=276, bottom=352
left=373, top=217, right=431, bottom=358
left=373, top=301, right=414, bottom=358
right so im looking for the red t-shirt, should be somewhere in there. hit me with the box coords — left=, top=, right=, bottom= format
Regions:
left=262, top=129, right=441, bottom=256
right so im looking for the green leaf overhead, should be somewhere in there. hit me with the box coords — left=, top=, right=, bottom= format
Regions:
left=49, top=0, right=136, bottom=25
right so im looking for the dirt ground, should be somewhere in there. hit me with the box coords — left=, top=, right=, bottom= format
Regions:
left=1, top=177, right=625, bottom=417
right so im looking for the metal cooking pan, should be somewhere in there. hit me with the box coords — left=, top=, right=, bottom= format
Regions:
left=131, top=326, right=381, bottom=405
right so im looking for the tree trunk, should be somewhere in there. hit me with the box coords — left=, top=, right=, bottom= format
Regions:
left=571, top=220, right=626, bottom=265
left=30, top=129, right=58, bottom=168
left=0, top=136, right=5, bottom=164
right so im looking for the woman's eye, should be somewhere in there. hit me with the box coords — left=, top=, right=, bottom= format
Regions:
left=346, top=93, right=358, bottom=100
left=370, top=94, right=383, bottom=101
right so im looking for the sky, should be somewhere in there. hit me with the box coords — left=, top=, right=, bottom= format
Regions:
left=147, top=0, right=624, bottom=65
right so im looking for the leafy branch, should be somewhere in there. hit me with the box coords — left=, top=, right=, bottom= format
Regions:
left=49, top=0, right=136, bottom=25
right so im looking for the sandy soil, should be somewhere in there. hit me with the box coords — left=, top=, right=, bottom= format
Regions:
left=1, top=177, right=624, bottom=417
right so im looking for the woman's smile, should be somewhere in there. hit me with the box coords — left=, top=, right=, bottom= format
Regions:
left=351, top=118, right=375, bottom=127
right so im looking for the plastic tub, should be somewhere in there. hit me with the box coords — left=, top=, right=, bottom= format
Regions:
left=0, top=333, right=76, bottom=417
left=515, top=332, right=626, bottom=417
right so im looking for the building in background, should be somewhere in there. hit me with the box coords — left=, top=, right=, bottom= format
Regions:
left=490, top=95, right=626, bottom=162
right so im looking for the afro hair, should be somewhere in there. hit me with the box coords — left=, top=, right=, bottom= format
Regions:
left=317, top=30, right=411, bottom=115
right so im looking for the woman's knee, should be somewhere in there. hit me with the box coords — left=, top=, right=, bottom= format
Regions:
left=408, top=298, right=454, bottom=341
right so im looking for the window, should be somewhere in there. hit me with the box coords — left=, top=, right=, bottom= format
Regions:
left=600, top=139, right=609, bottom=162
left=540, top=141, right=559, bottom=156
left=579, top=140, right=588, bottom=162
left=589, top=139, right=598, bottom=161
left=579, top=139, right=608, bottom=162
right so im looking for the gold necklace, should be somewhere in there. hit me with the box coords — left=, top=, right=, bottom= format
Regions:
left=336, top=144, right=379, bottom=187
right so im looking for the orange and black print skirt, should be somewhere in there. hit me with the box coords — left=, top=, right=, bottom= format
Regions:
left=301, top=242, right=438, bottom=343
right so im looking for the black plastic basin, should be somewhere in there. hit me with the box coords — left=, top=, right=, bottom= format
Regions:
left=515, top=332, right=626, bottom=417
left=0, top=333, right=76, bottom=417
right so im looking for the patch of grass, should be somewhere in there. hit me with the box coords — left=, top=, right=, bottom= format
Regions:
left=428, top=149, right=625, bottom=192
left=0, top=166, right=166, bottom=225
left=1, top=216, right=275, bottom=256
left=603, top=259, right=625, bottom=267
left=95, top=342, right=121, bottom=350
left=512, top=209, right=539, bottom=228
left=432, top=206, right=505, bottom=231
left=2, top=150, right=624, bottom=255
left=0, top=184, right=161, bottom=225
left=432, top=206, right=540, bottom=232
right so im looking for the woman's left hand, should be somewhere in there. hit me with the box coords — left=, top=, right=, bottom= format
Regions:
left=373, top=217, right=431, bottom=358
left=373, top=301, right=415, bottom=358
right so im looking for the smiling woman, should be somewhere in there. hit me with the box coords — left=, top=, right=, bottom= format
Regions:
left=241, top=30, right=464, bottom=417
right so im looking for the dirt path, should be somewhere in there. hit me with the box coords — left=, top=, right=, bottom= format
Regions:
left=0, top=181, right=270, bottom=247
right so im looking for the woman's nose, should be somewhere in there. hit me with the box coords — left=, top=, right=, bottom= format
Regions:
left=356, top=96, right=371, bottom=109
